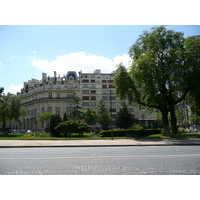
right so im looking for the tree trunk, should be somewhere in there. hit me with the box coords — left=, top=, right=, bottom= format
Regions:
left=170, top=105, right=178, bottom=135
left=161, top=109, right=171, bottom=137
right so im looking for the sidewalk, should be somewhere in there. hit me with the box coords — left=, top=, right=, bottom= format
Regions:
left=0, top=138, right=200, bottom=148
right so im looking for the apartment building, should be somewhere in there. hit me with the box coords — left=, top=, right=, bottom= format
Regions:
left=13, top=69, right=156, bottom=131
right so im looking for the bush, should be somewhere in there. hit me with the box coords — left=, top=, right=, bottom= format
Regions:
left=178, top=127, right=187, bottom=133
left=100, top=129, right=162, bottom=137
left=23, top=132, right=51, bottom=138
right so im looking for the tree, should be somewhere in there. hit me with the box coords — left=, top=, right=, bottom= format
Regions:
left=38, top=112, right=53, bottom=131
left=84, top=108, right=97, bottom=125
left=63, top=112, right=68, bottom=122
left=114, top=26, right=200, bottom=136
left=185, top=35, right=200, bottom=116
left=55, top=120, right=90, bottom=138
left=0, top=93, right=26, bottom=133
left=115, top=102, right=134, bottom=129
left=97, top=100, right=111, bottom=130
left=50, top=114, right=62, bottom=137
left=0, top=87, right=4, bottom=102
left=69, top=98, right=84, bottom=121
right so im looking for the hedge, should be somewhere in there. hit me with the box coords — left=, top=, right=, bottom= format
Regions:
left=100, top=129, right=162, bottom=137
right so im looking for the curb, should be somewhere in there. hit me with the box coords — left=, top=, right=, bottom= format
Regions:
left=1, top=143, right=200, bottom=148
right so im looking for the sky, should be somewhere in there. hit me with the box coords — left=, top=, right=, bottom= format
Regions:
left=0, top=25, right=200, bottom=94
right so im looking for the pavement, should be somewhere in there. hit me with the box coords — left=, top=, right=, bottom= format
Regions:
left=0, top=138, right=200, bottom=148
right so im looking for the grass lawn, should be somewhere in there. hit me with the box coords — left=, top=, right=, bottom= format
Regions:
left=0, top=132, right=200, bottom=140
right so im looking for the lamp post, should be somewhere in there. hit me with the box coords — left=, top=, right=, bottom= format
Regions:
left=109, top=73, right=114, bottom=140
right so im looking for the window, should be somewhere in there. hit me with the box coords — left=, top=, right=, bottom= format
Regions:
left=91, top=85, right=96, bottom=88
left=68, top=84, right=74, bottom=89
left=57, top=93, right=60, bottom=99
left=128, top=108, right=134, bottom=112
left=82, top=84, right=89, bottom=88
left=90, top=75, right=95, bottom=78
left=102, top=90, right=107, bottom=94
left=109, top=84, right=115, bottom=88
left=110, top=108, right=116, bottom=112
left=91, top=96, right=96, bottom=100
left=91, top=80, right=95, bottom=83
left=102, top=96, right=107, bottom=100
left=82, top=96, right=89, bottom=100
left=110, top=102, right=116, bottom=106
left=49, top=84, right=53, bottom=89
left=82, top=90, right=89, bottom=94
left=91, top=102, right=96, bottom=106
left=67, top=102, right=74, bottom=108
left=67, top=93, right=75, bottom=99
left=102, top=85, right=107, bottom=88
left=57, top=84, right=60, bottom=89
left=49, top=93, right=52, bottom=99
left=82, top=79, right=89, bottom=83
left=110, top=90, right=115, bottom=94
left=82, top=102, right=89, bottom=106
left=109, top=96, right=116, bottom=100
left=102, top=80, right=107, bottom=83
left=91, top=90, right=96, bottom=94
left=81, top=75, right=88, bottom=78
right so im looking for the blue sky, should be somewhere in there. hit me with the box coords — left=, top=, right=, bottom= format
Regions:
left=0, top=25, right=200, bottom=94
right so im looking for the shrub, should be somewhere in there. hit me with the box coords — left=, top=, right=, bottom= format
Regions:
left=23, top=132, right=51, bottom=138
left=100, top=129, right=161, bottom=137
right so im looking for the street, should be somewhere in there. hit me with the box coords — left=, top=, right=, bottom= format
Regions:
left=0, top=146, right=200, bottom=175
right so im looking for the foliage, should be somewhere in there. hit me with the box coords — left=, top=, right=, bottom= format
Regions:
left=69, top=98, right=84, bottom=121
left=97, top=100, right=111, bottom=130
left=190, top=113, right=200, bottom=125
left=114, top=26, right=200, bottom=137
left=55, top=120, right=90, bottom=138
left=38, top=112, right=53, bottom=123
left=22, top=132, right=52, bottom=138
left=115, top=102, right=135, bottom=129
left=84, top=108, right=97, bottom=125
left=132, top=123, right=144, bottom=130
left=100, top=129, right=161, bottom=137
left=50, top=114, right=62, bottom=137
left=90, top=125, right=101, bottom=135
left=0, top=94, right=26, bottom=133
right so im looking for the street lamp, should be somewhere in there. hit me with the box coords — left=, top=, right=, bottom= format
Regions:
left=109, top=72, right=115, bottom=140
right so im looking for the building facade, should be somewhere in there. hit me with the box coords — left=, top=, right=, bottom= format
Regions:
left=13, top=69, right=156, bottom=131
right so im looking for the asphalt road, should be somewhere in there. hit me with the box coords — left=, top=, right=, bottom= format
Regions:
left=0, top=146, right=200, bottom=175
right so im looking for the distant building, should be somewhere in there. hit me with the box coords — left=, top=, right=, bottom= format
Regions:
left=12, top=70, right=156, bottom=131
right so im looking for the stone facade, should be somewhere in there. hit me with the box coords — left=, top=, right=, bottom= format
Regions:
left=12, top=70, right=156, bottom=131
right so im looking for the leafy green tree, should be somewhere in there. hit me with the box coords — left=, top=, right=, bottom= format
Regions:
left=50, top=114, right=62, bottom=137
left=84, top=108, right=97, bottom=125
left=185, top=35, right=200, bottom=116
left=38, top=112, right=53, bottom=131
left=63, top=112, right=68, bottom=122
left=55, top=120, right=90, bottom=138
left=0, top=94, right=26, bottom=133
left=0, top=87, right=4, bottom=102
left=114, top=26, right=200, bottom=136
left=97, top=100, right=111, bottom=130
left=69, top=98, right=84, bottom=121
left=115, top=102, right=134, bottom=129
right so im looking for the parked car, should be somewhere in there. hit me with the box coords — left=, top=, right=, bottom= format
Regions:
left=26, top=130, right=32, bottom=133
left=19, top=130, right=26, bottom=133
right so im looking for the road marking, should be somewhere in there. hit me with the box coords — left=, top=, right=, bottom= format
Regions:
left=0, top=154, right=200, bottom=160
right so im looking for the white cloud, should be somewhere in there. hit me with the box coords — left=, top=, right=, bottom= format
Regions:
left=11, top=55, right=18, bottom=59
left=31, top=52, right=132, bottom=76
left=33, top=51, right=37, bottom=54
left=8, top=84, right=23, bottom=94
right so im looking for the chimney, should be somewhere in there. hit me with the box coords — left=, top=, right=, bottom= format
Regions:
left=54, top=71, right=57, bottom=78
left=42, top=73, right=47, bottom=81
